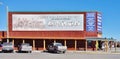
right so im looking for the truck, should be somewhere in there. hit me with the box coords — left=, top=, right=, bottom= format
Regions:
left=18, top=43, right=32, bottom=53
left=47, top=43, right=67, bottom=53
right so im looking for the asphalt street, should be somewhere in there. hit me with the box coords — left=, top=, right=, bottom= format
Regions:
left=0, top=51, right=120, bottom=59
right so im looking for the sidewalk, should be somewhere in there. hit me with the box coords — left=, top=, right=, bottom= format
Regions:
left=65, top=48, right=120, bottom=54
left=32, top=50, right=120, bottom=54
left=67, top=51, right=111, bottom=54
left=15, top=48, right=120, bottom=54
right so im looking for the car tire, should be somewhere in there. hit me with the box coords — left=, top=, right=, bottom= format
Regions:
left=29, top=51, right=32, bottom=53
left=11, top=51, right=13, bottom=53
left=28, top=51, right=31, bottom=53
left=63, top=51, right=66, bottom=53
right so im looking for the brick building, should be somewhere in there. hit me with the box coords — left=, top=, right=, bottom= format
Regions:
left=0, top=11, right=102, bottom=51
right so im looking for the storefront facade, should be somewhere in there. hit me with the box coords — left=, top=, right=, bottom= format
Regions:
left=0, top=12, right=102, bottom=51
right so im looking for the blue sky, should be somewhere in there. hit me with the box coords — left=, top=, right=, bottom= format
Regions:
left=0, top=0, right=120, bottom=40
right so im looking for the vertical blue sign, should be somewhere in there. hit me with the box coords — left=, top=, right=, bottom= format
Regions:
left=86, top=12, right=96, bottom=32
left=97, top=13, right=102, bottom=32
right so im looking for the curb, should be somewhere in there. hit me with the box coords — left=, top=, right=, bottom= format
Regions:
left=67, top=51, right=120, bottom=54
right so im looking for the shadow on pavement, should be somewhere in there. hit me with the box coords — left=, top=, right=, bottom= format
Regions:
left=15, top=51, right=30, bottom=53
left=0, top=51, right=14, bottom=53
left=42, top=50, right=64, bottom=54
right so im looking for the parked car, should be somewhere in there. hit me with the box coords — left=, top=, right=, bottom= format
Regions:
left=2, top=42, right=14, bottom=53
left=0, top=43, right=2, bottom=47
left=18, top=43, right=32, bottom=53
left=0, top=43, right=2, bottom=50
left=47, top=43, right=67, bottom=53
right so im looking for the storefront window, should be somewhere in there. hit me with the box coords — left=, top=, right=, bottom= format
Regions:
left=87, top=40, right=93, bottom=48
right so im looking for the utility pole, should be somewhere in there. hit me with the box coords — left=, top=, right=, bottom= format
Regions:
left=0, top=2, right=9, bottom=43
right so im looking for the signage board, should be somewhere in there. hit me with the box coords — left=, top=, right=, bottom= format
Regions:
left=97, top=13, right=102, bottom=32
left=86, top=12, right=96, bottom=32
left=12, top=14, right=84, bottom=31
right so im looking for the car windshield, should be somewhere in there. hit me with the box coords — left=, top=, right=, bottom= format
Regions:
left=54, top=43, right=62, bottom=46
left=2, top=43, right=12, bottom=46
left=21, top=43, right=30, bottom=46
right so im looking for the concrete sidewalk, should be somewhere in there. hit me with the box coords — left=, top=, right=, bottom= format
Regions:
left=31, top=50, right=120, bottom=54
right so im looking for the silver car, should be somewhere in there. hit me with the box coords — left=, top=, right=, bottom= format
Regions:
left=18, top=43, right=32, bottom=53
left=2, top=42, right=14, bottom=53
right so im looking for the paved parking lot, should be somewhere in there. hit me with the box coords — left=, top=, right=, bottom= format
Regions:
left=0, top=51, right=120, bottom=59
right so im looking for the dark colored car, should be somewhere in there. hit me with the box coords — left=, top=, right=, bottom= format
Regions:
left=47, top=43, right=67, bottom=53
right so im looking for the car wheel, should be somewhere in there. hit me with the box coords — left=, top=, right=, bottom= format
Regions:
left=28, top=51, right=31, bottom=53
left=30, top=51, right=32, bottom=53
left=11, top=50, right=14, bottom=53
left=63, top=51, right=66, bottom=53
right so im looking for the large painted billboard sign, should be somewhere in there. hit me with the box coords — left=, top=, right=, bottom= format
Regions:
left=86, top=12, right=96, bottom=32
left=12, top=14, right=84, bottom=31
left=97, top=13, right=102, bottom=32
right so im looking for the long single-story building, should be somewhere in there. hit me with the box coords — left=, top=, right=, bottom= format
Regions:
left=0, top=11, right=104, bottom=51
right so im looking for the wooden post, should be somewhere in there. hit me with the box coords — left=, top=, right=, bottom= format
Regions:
left=54, top=40, right=56, bottom=43
left=33, top=40, right=35, bottom=50
left=106, top=40, right=109, bottom=52
left=105, top=41, right=107, bottom=52
left=12, top=39, right=14, bottom=50
left=75, top=40, right=77, bottom=51
left=85, top=40, right=87, bottom=51
left=12, top=39, right=14, bottom=45
left=64, top=40, right=66, bottom=46
left=43, top=39, right=46, bottom=50
left=104, top=40, right=108, bottom=52
left=115, top=41, right=117, bottom=53
left=7, top=39, right=9, bottom=43
left=95, top=40, right=98, bottom=51
left=23, top=39, right=25, bottom=44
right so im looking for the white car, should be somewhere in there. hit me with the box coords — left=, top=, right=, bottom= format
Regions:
left=18, top=43, right=32, bottom=53
left=2, top=42, right=14, bottom=53
left=47, top=43, right=67, bottom=53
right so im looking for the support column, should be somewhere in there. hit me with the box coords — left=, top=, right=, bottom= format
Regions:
left=95, top=40, right=98, bottom=51
left=12, top=39, right=14, bottom=45
left=23, top=39, right=25, bottom=44
left=7, top=39, right=9, bottom=43
left=43, top=39, right=46, bottom=50
left=106, top=40, right=109, bottom=52
left=64, top=40, right=66, bottom=46
left=85, top=40, right=87, bottom=51
left=75, top=40, right=77, bottom=51
left=115, top=41, right=117, bottom=52
left=54, top=40, right=56, bottom=43
left=33, top=40, right=35, bottom=50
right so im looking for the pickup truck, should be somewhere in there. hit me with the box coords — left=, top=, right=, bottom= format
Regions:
left=47, top=43, right=67, bottom=53
left=18, top=43, right=32, bottom=53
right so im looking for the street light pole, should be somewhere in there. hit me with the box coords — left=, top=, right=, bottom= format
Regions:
left=6, top=5, right=9, bottom=43
left=0, top=2, right=9, bottom=43
left=115, top=39, right=117, bottom=53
